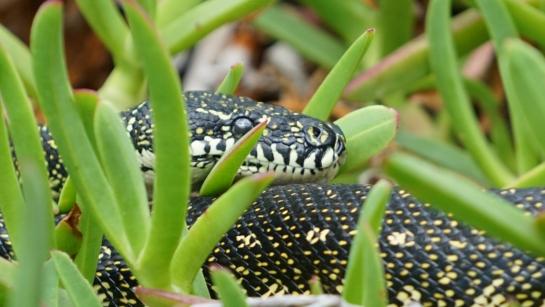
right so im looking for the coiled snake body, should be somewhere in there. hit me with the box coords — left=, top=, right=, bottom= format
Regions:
left=1, top=91, right=544, bottom=306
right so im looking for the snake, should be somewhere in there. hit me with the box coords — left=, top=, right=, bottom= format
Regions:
left=0, top=91, right=544, bottom=307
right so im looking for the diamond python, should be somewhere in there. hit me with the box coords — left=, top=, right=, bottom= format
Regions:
left=0, top=91, right=544, bottom=306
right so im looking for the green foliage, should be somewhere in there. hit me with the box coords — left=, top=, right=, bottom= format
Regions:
left=171, top=173, right=274, bottom=292
left=2, top=0, right=545, bottom=306
left=51, top=251, right=102, bottom=307
left=343, top=180, right=391, bottom=306
left=200, top=119, right=268, bottom=196
left=210, top=267, right=248, bottom=307
left=216, top=63, right=244, bottom=95
left=304, top=29, right=374, bottom=120
left=335, top=105, right=397, bottom=173
left=427, top=0, right=512, bottom=186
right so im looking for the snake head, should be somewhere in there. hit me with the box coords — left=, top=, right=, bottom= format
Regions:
left=186, top=91, right=347, bottom=184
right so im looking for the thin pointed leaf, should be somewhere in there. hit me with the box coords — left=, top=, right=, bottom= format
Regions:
left=505, top=0, right=545, bottom=51
left=346, top=9, right=488, bottom=101
left=210, top=267, right=248, bottom=307
left=509, top=162, right=545, bottom=188
left=171, top=173, right=274, bottom=292
left=384, top=152, right=545, bottom=256
left=464, top=79, right=514, bottom=170
left=200, top=118, right=268, bottom=196
left=475, top=0, right=540, bottom=173
left=343, top=180, right=391, bottom=306
left=51, top=251, right=102, bottom=307
left=426, top=0, right=512, bottom=186
left=303, top=29, right=374, bottom=120
left=216, top=63, right=244, bottom=95
left=505, top=39, right=545, bottom=158
left=335, top=105, right=397, bottom=174
left=253, top=4, right=345, bottom=69
left=124, top=1, right=190, bottom=288
left=377, top=0, right=414, bottom=56
left=397, top=131, right=489, bottom=185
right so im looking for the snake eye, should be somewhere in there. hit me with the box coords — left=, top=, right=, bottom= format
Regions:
left=232, top=117, right=254, bottom=136
left=304, top=125, right=331, bottom=147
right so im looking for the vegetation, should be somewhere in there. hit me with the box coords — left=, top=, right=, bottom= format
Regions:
left=0, top=0, right=545, bottom=306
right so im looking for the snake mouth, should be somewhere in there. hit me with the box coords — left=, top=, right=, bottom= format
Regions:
left=238, top=155, right=343, bottom=183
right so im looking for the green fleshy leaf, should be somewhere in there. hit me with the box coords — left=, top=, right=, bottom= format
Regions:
left=54, top=208, right=83, bottom=258
left=31, top=0, right=132, bottom=263
left=74, top=90, right=99, bottom=149
left=41, top=259, right=59, bottom=307
left=343, top=180, right=391, bottom=306
left=210, top=267, right=248, bottom=307
left=8, top=160, right=51, bottom=307
left=51, top=251, right=102, bottom=307
left=124, top=1, right=190, bottom=289
left=303, top=29, right=374, bottom=120
left=94, top=102, right=150, bottom=255
left=157, top=0, right=201, bottom=27
left=216, top=63, right=244, bottom=95
left=0, top=26, right=36, bottom=98
left=171, top=173, right=274, bottom=292
left=200, top=118, right=269, bottom=196
left=57, top=176, right=76, bottom=213
left=0, top=258, right=15, bottom=288
left=162, top=0, right=274, bottom=54
left=384, top=152, right=545, bottom=256
left=74, top=203, right=103, bottom=284
left=335, top=105, right=397, bottom=174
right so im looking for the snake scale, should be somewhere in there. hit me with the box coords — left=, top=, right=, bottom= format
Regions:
left=0, top=91, right=544, bottom=306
